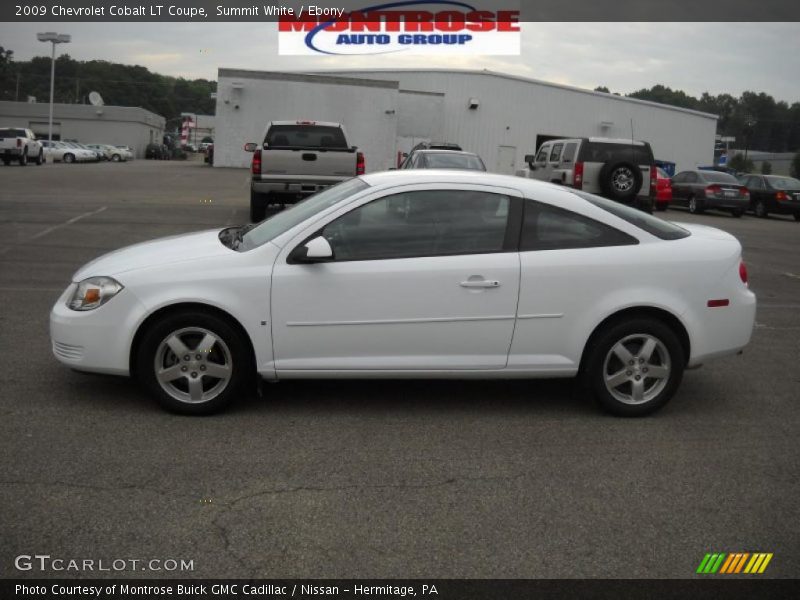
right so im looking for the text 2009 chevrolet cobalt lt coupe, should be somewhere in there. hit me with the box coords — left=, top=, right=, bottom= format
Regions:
left=51, top=171, right=756, bottom=416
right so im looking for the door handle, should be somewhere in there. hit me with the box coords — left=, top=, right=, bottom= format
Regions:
left=460, top=279, right=501, bottom=289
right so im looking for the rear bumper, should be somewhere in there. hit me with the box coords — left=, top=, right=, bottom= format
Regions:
left=686, top=287, right=757, bottom=368
left=704, top=196, right=749, bottom=210
left=771, top=200, right=800, bottom=215
left=252, top=177, right=348, bottom=199
left=1, top=149, right=23, bottom=158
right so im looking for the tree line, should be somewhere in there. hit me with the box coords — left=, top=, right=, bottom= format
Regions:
left=595, top=84, right=800, bottom=154
left=0, top=47, right=215, bottom=126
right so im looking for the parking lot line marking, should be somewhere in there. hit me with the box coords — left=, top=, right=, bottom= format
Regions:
left=28, top=206, right=108, bottom=241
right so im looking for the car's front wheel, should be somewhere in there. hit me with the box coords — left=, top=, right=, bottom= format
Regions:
left=688, top=196, right=704, bottom=214
left=583, top=318, right=685, bottom=417
left=137, top=311, right=254, bottom=415
left=63, top=153, right=75, bottom=164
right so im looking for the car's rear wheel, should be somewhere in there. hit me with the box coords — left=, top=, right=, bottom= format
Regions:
left=63, top=153, right=75, bottom=164
left=732, top=209, right=744, bottom=218
left=599, top=161, right=643, bottom=202
left=583, top=318, right=685, bottom=417
left=111, top=154, right=121, bottom=162
left=754, top=200, right=768, bottom=218
left=688, top=196, right=704, bottom=214
left=35, top=149, right=44, bottom=165
left=137, top=311, right=253, bottom=415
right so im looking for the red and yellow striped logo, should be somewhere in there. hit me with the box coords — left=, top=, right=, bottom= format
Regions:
left=697, top=552, right=773, bottom=574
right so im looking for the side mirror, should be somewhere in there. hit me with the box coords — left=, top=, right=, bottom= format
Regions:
left=243, top=142, right=257, bottom=152
left=290, top=236, right=334, bottom=263
left=524, top=154, right=536, bottom=169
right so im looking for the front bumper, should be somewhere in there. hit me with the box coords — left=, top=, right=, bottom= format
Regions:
left=50, top=284, right=148, bottom=376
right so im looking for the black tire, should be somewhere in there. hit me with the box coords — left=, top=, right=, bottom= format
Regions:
left=754, top=200, right=768, bottom=218
left=35, top=149, right=44, bottom=165
left=111, top=154, right=121, bottom=162
left=688, top=196, right=704, bottom=214
left=655, top=203, right=668, bottom=212
left=136, top=310, right=254, bottom=415
left=794, top=213, right=800, bottom=222
left=731, top=209, right=744, bottom=218
left=63, top=153, right=75, bottom=164
left=19, top=150, right=28, bottom=166
left=250, top=189, right=269, bottom=222
left=3, top=159, right=10, bottom=166
left=599, top=161, right=643, bottom=202
left=582, top=317, right=685, bottom=417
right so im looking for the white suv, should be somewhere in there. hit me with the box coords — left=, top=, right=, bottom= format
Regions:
left=518, top=137, right=657, bottom=212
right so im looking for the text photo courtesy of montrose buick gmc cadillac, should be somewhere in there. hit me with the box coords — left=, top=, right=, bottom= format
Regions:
left=50, top=171, right=756, bottom=417
left=245, top=121, right=365, bottom=222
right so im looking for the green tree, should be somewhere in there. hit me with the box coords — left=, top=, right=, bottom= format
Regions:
left=791, top=152, right=800, bottom=178
left=729, top=153, right=755, bottom=173
left=594, top=86, right=610, bottom=93
left=760, top=161, right=772, bottom=175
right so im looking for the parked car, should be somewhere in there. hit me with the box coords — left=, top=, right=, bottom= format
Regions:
left=400, top=150, right=486, bottom=171
left=59, top=142, right=97, bottom=163
left=655, top=167, right=672, bottom=211
left=738, top=173, right=800, bottom=221
left=115, top=146, right=135, bottom=160
left=398, top=141, right=462, bottom=167
left=204, top=143, right=214, bottom=165
left=519, top=137, right=656, bottom=212
left=77, top=143, right=103, bottom=161
left=0, top=127, right=44, bottom=166
left=200, top=141, right=213, bottom=152
left=50, top=171, right=755, bottom=417
left=245, top=120, right=365, bottom=222
left=670, top=169, right=749, bottom=217
left=145, top=143, right=165, bottom=160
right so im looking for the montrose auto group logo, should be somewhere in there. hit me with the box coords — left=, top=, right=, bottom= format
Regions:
left=278, top=1, right=521, bottom=55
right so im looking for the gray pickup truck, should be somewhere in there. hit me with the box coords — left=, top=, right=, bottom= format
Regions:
left=245, top=121, right=365, bottom=221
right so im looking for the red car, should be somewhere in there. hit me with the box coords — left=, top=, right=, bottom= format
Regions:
left=655, top=167, right=672, bottom=211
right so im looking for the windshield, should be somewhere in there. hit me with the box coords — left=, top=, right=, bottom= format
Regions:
left=424, top=153, right=486, bottom=170
left=765, top=175, right=800, bottom=189
left=240, top=178, right=370, bottom=250
left=573, top=191, right=690, bottom=240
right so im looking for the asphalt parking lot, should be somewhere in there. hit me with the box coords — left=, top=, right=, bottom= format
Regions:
left=1, top=160, right=798, bottom=579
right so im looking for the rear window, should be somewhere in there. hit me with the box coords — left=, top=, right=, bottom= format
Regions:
left=699, top=171, right=739, bottom=184
left=423, top=153, right=485, bottom=170
left=573, top=191, right=690, bottom=240
left=578, top=142, right=653, bottom=165
left=765, top=175, right=800, bottom=189
left=265, top=125, right=348, bottom=149
left=0, top=128, right=26, bottom=138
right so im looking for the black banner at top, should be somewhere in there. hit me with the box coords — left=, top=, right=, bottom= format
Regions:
left=2, top=0, right=800, bottom=22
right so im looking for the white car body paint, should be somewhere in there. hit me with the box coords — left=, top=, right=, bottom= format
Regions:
left=50, top=171, right=756, bottom=384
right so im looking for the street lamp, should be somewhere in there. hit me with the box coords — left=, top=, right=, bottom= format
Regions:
left=36, top=32, right=71, bottom=143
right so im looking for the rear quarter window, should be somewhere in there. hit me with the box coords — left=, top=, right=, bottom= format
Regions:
left=573, top=191, right=690, bottom=240
left=578, top=142, right=654, bottom=165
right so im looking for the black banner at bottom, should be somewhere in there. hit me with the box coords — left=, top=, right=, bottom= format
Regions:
left=3, top=579, right=800, bottom=600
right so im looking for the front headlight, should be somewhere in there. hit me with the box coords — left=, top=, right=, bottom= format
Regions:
left=68, top=277, right=124, bottom=311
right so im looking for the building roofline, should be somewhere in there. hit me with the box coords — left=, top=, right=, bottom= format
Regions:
left=310, top=68, right=719, bottom=120
left=217, top=68, right=398, bottom=89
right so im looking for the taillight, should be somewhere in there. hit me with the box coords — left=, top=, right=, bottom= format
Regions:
left=16, top=139, right=21, bottom=148
left=573, top=162, right=583, bottom=189
left=705, top=184, right=722, bottom=197
left=741, top=187, right=749, bottom=197
left=776, top=191, right=789, bottom=201
left=356, top=151, right=365, bottom=175
left=251, top=148, right=262, bottom=175
left=649, top=166, right=657, bottom=195
left=739, top=260, right=748, bottom=286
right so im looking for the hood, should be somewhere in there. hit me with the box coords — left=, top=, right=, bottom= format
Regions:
left=73, top=229, right=232, bottom=281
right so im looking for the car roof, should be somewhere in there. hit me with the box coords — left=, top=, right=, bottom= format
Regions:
left=361, top=169, right=563, bottom=195
left=413, top=150, right=480, bottom=157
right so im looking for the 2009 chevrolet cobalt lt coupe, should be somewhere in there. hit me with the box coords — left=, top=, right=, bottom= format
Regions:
left=51, top=171, right=756, bottom=416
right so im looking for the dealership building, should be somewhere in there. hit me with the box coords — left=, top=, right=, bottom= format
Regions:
left=213, top=68, right=718, bottom=173
left=0, top=101, right=165, bottom=158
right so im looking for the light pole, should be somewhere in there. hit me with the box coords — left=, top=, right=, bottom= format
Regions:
left=36, top=32, right=71, bottom=143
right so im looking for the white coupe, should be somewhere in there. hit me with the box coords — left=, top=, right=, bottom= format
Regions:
left=50, top=171, right=756, bottom=416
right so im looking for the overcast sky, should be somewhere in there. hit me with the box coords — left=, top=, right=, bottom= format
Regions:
left=3, top=22, right=799, bottom=102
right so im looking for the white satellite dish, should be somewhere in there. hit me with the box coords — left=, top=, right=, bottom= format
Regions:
left=88, top=91, right=104, bottom=107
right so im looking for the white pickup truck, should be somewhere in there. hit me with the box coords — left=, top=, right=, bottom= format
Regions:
left=0, top=128, right=44, bottom=166
left=245, top=121, right=365, bottom=221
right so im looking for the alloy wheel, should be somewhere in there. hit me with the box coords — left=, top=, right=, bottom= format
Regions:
left=611, top=167, right=634, bottom=192
left=154, top=327, right=233, bottom=404
left=602, top=334, right=671, bottom=405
